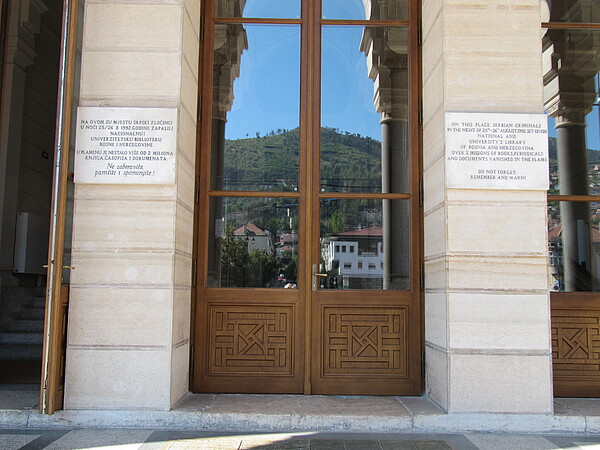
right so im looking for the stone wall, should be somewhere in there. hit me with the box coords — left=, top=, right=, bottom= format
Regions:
left=64, top=0, right=200, bottom=410
left=422, top=0, right=553, bottom=413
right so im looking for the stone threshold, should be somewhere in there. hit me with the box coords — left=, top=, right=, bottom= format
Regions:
left=1, top=390, right=599, bottom=435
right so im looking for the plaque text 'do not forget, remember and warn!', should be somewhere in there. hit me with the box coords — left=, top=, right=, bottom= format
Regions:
left=445, top=112, right=549, bottom=190
left=74, top=107, right=177, bottom=184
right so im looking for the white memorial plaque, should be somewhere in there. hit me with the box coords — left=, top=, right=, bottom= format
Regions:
left=75, top=107, right=177, bottom=184
left=445, top=112, right=549, bottom=190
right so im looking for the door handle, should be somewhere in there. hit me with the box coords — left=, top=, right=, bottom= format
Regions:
left=312, top=264, right=327, bottom=291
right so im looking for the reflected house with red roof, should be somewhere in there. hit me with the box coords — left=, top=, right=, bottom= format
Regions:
left=321, top=227, right=383, bottom=289
left=233, top=223, right=274, bottom=255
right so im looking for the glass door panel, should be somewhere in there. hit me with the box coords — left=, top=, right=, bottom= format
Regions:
left=319, top=198, right=410, bottom=290
left=320, top=26, right=410, bottom=193
left=207, top=196, right=299, bottom=288
left=211, top=24, right=301, bottom=192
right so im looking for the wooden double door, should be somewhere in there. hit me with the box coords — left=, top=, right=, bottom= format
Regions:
left=192, top=0, right=421, bottom=395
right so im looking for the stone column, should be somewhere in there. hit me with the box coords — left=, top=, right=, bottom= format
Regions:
left=64, top=0, right=200, bottom=410
left=422, top=0, right=553, bottom=413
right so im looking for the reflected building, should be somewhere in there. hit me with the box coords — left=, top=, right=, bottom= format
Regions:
left=321, top=227, right=384, bottom=289
left=232, top=223, right=274, bottom=255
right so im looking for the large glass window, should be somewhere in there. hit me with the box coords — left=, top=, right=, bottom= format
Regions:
left=544, top=1, right=600, bottom=291
left=202, top=0, right=416, bottom=291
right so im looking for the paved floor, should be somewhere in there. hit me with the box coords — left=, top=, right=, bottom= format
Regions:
left=2, top=384, right=600, bottom=448
left=2, top=429, right=600, bottom=449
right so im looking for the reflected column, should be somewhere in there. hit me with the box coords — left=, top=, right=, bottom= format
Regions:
left=207, top=24, right=247, bottom=286
left=555, top=110, right=593, bottom=290
left=207, top=108, right=226, bottom=286
left=544, top=28, right=599, bottom=291
left=376, top=54, right=410, bottom=290
left=381, top=111, right=409, bottom=289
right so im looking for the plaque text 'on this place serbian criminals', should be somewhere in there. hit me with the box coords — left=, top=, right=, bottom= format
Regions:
left=74, top=107, right=177, bottom=184
left=445, top=112, right=549, bottom=190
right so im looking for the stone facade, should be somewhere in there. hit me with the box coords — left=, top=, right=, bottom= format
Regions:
left=43, top=0, right=555, bottom=413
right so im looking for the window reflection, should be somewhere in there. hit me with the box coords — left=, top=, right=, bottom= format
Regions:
left=544, top=28, right=600, bottom=290
left=543, top=0, right=600, bottom=23
left=208, top=197, right=299, bottom=288
left=215, top=0, right=300, bottom=19
left=321, top=26, right=409, bottom=193
left=320, top=199, right=409, bottom=290
left=211, top=24, right=300, bottom=191
left=322, top=0, right=408, bottom=20
left=548, top=201, right=600, bottom=291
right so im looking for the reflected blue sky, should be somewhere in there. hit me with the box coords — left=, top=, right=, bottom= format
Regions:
left=321, top=27, right=383, bottom=140
left=235, top=0, right=367, bottom=19
left=242, top=0, right=300, bottom=18
left=225, top=25, right=301, bottom=140
left=225, top=25, right=385, bottom=141
left=322, top=0, right=365, bottom=19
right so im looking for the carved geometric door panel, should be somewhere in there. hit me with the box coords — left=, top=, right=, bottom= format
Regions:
left=197, top=293, right=304, bottom=394
left=311, top=295, right=421, bottom=395
left=193, top=0, right=422, bottom=395
left=321, top=306, right=408, bottom=376
left=551, top=294, right=600, bottom=397
left=208, top=305, right=294, bottom=375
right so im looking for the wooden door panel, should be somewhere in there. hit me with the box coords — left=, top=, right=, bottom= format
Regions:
left=321, top=306, right=408, bottom=376
left=551, top=293, right=600, bottom=397
left=311, top=292, right=421, bottom=395
left=207, top=304, right=295, bottom=375
left=197, top=291, right=305, bottom=393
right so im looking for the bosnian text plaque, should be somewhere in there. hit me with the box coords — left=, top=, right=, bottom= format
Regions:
left=74, top=107, right=177, bottom=184
left=445, top=112, right=549, bottom=190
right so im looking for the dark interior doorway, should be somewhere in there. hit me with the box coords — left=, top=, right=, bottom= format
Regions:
left=0, top=0, right=63, bottom=386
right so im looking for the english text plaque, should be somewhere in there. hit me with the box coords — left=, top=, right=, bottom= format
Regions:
left=445, top=112, right=549, bottom=190
left=74, top=107, right=177, bottom=184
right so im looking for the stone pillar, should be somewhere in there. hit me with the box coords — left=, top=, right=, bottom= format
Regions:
left=64, top=0, right=200, bottom=410
left=422, top=0, right=553, bottom=413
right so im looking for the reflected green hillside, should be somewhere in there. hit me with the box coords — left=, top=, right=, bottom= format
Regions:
left=221, top=127, right=382, bottom=191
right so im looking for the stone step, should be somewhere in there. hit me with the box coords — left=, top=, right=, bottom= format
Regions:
left=0, top=344, right=42, bottom=361
left=20, top=306, right=45, bottom=321
left=0, top=332, right=43, bottom=345
left=32, top=296, right=46, bottom=308
left=9, top=320, right=44, bottom=333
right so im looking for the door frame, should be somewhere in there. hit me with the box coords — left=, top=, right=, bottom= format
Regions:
left=40, top=0, right=79, bottom=415
left=191, top=0, right=424, bottom=395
